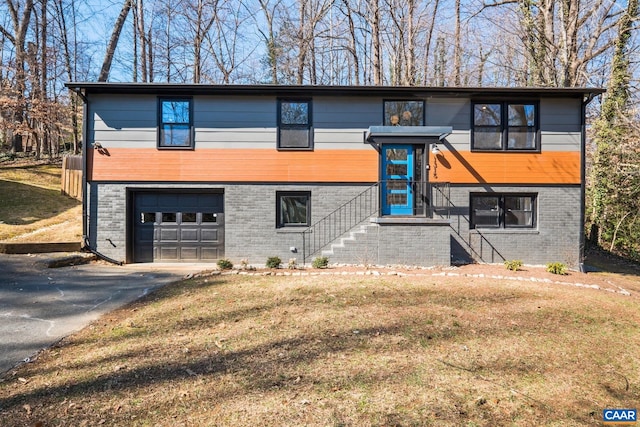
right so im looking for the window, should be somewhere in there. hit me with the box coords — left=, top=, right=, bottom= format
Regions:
left=161, top=212, right=177, bottom=223
left=202, top=213, right=218, bottom=223
left=472, top=102, right=538, bottom=151
left=384, top=100, right=424, bottom=126
left=276, top=191, right=311, bottom=227
left=140, top=212, right=156, bottom=224
left=278, top=100, right=312, bottom=150
left=158, top=98, right=193, bottom=148
left=471, top=193, right=536, bottom=229
left=182, top=213, right=197, bottom=223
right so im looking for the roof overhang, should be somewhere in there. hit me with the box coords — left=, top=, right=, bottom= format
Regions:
left=65, top=82, right=605, bottom=99
left=365, top=126, right=453, bottom=149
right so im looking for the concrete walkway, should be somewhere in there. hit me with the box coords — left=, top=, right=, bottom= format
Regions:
left=0, top=253, right=207, bottom=374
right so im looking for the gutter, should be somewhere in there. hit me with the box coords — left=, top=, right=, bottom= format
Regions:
left=80, top=89, right=87, bottom=249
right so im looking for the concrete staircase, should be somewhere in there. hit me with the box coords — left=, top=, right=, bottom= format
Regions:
left=321, top=222, right=379, bottom=264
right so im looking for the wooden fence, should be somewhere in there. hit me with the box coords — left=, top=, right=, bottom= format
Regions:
left=61, top=155, right=82, bottom=201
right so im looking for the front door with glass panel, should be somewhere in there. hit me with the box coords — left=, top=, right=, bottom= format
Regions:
left=382, top=145, right=414, bottom=215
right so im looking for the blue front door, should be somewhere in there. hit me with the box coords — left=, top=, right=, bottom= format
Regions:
left=382, top=145, right=414, bottom=215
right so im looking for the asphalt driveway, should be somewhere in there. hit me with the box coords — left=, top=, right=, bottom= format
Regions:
left=0, top=253, right=206, bottom=374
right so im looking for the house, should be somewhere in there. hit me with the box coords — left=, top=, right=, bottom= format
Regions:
left=65, top=83, right=604, bottom=269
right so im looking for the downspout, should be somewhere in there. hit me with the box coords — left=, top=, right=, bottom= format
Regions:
left=78, top=89, right=88, bottom=250
left=74, top=87, right=123, bottom=266
left=579, top=92, right=599, bottom=272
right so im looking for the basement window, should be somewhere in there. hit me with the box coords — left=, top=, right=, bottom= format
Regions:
left=276, top=191, right=311, bottom=227
left=471, top=193, right=536, bottom=229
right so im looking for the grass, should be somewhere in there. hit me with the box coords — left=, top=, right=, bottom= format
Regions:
left=0, top=163, right=82, bottom=242
left=1, top=271, right=638, bottom=426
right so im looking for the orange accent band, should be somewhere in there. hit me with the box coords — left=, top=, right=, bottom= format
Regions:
left=89, top=148, right=379, bottom=182
left=429, top=151, right=581, bottom=184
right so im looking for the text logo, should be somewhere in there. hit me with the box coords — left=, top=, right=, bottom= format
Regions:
left=603, top=409, right=637, bottom=425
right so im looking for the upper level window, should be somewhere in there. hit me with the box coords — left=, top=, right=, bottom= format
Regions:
left=471, top=193, right=536, bottom=229
left=384, top=100, right=424, bottom=126
left=472, top=102, right=538, bottom=151
left=158, top=98, right=193, bottom=148
left=278, top=99, right=312, bottom=150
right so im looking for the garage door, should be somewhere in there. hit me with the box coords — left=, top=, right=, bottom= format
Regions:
left=133, top=192, right=224, bottom=262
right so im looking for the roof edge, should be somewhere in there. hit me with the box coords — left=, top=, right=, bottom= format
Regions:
left=65, top=82, right=605, bottom=98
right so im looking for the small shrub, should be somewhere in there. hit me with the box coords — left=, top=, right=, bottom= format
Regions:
left=288, top=258, right=298, bottom=269
left=546, top=262, right=567, bottom=275
left=239, top=259, right=255, bottom=270
left=504, top=260, right=523, bottom=271
left=217, top=258, right=233, bottom=270
left=312, top=256, right=329, bottom=269
left=266, top=256, right=282, bottom=269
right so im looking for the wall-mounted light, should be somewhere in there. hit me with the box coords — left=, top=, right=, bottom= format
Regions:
left=93, top=141, right=110, bottom=156
left=430, top=143, right=442, bottom=179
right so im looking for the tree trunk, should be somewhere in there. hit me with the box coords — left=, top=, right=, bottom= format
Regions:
left=296, top=0, right=306, bottom=84
left=136, top=0, right=147, bottom=82
left=341, top=0, right=360, bottom=85
left=54, top=0, right=80, bottom=153
left=422, top=0, right=439, bottom=85
left=453, top=0, right=461, bottom=86
left=99, top=0, right=132, bottom=82
left=4, top=0, right=35, bottom=153
left=370, top=0, right=381, bottom=85
left=590, top=0, right=639, bottom=248
left=258, top=0, right=280, bottom=84
left=41, top=0, right=50, bottom=157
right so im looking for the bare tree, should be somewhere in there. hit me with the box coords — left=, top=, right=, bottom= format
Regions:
left=0, top=0, right=35, bottom=153
left=257, top=0, right=283, bottom=84
left=53, top=0, right=80, bottom=152
left=339, top=0, right=360, bottom=85
left=475, top=0, right=620, bottom=87
left=204, top=0, right=255, bottom=83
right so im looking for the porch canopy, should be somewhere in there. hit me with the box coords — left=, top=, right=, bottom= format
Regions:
left=365, top=126, right=453, bottom=150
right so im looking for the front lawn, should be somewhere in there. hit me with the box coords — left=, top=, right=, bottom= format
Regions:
left=1, top=268, right=638, bottom=426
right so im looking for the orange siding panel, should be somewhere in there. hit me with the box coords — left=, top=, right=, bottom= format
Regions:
left=429, top=151, right=581, bottom=184
left=89, top=148, right=379, bottom=182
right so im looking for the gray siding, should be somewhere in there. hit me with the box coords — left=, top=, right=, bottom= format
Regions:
left=446, top=185, right=582, bottom=268
left=89, top=94, right=582, bottom=153
left=426, top=98, right=469, bottom=129
left=88, top=182, right=373, bottom=264
left=89, top=182, right=582, bottom=268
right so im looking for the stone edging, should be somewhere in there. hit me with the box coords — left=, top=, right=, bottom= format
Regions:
left=186, top=268, right=631, bottom=297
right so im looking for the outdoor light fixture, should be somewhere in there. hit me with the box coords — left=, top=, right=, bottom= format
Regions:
left=431, top=144, right=441, bottom=155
